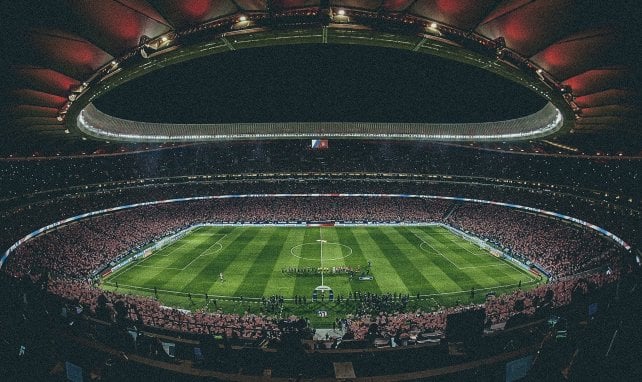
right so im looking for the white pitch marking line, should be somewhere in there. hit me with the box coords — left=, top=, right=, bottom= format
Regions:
left=414, top=232, right=462, bottom=269
left=103, top=278, right=540, bottom=302
left=101, top=281, right=265, bottom=300
left=180, top=234, right=227, bottom=270
left=440, top=232, right=485, bottom=257
left=416, top=279, right=539, bottom=298
left=133, top=264, right=184, bottom=270
left=458, top=263, right=513, bottom=270
left=415, top=231, right=536, bottom=279
left=155, top=226, right=208, bottom=257
left=156, top=238, right=197, bottom=257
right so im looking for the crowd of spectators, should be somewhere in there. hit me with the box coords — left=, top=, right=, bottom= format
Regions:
left=1, top=195, right=633, bottom=346
left=47, top=279, right=284, bottom=341
left=1, top=175, right=638, bottom=256
left=447, top=204, right=622, bottom=278
left=1, top=141, right=638, bottom=200
left=4, top=196, right=626, bottom=281
left=345, top=268, right=625, bottom=342
left=4, top=197, right=450, bottom=279
left=42, top=267, right=627, bottom=344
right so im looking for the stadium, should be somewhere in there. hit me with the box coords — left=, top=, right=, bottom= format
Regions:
left=0, top=1, right=640, bottom=382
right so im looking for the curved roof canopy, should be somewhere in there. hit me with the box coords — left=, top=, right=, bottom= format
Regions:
left=5, top=0, right=639, bottom=143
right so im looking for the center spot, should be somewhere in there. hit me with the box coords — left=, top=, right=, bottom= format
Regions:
left=290, top=242, right=353, bottom=261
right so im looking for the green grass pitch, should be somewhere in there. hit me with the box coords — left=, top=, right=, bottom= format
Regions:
left=102, top=225, right=540, bottom=326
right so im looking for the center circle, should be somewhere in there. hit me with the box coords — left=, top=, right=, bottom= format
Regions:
left=290, top=242, right=353, bottom=261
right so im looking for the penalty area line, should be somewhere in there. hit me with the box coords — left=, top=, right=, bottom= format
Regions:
left=413, top=231, right=462, bottom=269
left=415, top=279, right=540, bottom=299
left=102, top=281, right=264, bottom=301
left=180, top=234, right=228, bottom=271
left=101, top=278, right=540, bottom=302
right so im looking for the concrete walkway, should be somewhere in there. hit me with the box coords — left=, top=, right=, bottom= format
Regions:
left=313, top=327, right=345, bottom=341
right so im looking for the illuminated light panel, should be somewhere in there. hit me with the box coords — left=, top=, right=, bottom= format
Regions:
left=77, top=103, right=563, bottom=142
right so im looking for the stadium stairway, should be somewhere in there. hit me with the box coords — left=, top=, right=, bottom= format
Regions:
left=442, top=202, right=461, bottom=220
left=314, top=328, right=345, bottom=342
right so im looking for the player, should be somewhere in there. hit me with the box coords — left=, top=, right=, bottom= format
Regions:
left=219, top=272, right=224, bottom=282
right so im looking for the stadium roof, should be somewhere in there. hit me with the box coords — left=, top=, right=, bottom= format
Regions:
left=3, top=1, right=640, bottom=144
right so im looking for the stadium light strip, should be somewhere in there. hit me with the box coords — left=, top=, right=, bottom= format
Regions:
left=77, top=103, right=563, bottom=142
left=59, top=19, right=580, bottom=142
left=0, top=193, right=630, bottom=270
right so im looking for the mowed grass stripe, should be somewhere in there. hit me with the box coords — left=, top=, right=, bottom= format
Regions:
left=423, top=231, right=514, bottom=286
left=136, top=237, right=202, bottom=268
left=390, top=227, right=463, bottom=294
left=233, top=228, right=291, bottom=297
left=486, top=257, right=539, bottom=284
left=422, top=226, right=500, bottom=266
left=429, top=232, right=493, bottom=268
left=161, top=235, right=228, bottom=292
left=207, top=226, right=275, bottom=296
left=417, top=229, right=474, bottom=269
left=318, top=227, right=362, bottom=297
left=290, top=228, right=353, bottom=298
left=319, top=228, right=350, bottom=273
left=334, top=227, right=383, bottom=294
left=233, top=227, right=292, bottom=297
left=176, top=228, right=247, bottom=294
left=380, top=227, right=440, bottom=295
left=417, top=227, right=532, bottom=286
left=420, top=227, right=535, bottom=289
left=364, top=227, right=427, bottom=295
left=474, top=259, right=532, bottom=287
left=151, top=226, right=208, bottom=257
left=291, top=227, right=323, bottom=296
left=403, top=227, right=482, bottom=292
left=430, top=226, right=491, bottom=258
left=351, top=227, right=408, bottom=294
left=106, top=225, right=539, bottom=305
left=112, top=232, right=213, bottom=286
left=135, top=232, right=225, bottom=289
left=264, top=228, right=307, bottom=297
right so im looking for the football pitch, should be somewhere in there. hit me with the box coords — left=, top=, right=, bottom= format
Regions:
left=103, top=225, right=539, bottom=324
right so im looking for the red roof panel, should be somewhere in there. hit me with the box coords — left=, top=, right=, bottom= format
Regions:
left=476, top=0, right=579, bottom=56
left=30, top=30, right=113, bottom=78
left=575, top=89, right=639, bottom=108
left=410, top=0, right=498, bottom=29
left=233, top=0, right=269, bottom=11
left=11, top=89, right=68, bottom=109
left=149, top=0, right=238, bottom=27
left=563, top=68, right=633, bottom=97
left=68, top=0, right=171, bottom=55
left=530, top=28, right=619, bottom=80
left=15, top=67, right=80, bottom=96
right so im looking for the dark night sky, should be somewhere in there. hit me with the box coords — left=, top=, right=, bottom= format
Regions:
left=0, top=1, right=640, bottom=142
left=95, top=44, right=547, bottom=124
